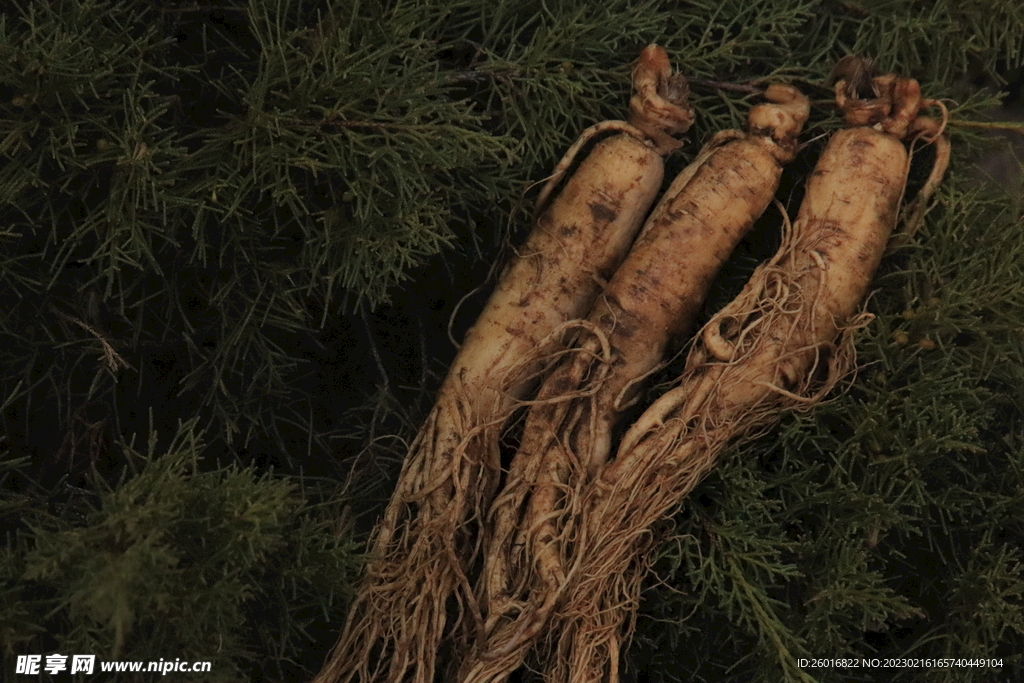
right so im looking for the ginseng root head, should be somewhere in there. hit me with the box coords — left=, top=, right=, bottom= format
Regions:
left=832, top=55, right=878, bottom=99
left=746, top=83, right=810, bottom=163
left=628, top=44, right=695, bottom=153
left=833, top=56, right=928, bottom=139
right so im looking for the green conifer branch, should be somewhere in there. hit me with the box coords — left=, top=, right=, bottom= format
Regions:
left=2, top=1, right=1024, bottom=681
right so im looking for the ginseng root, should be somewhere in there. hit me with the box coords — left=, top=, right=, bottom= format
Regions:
left=544, top=60, right=949, bottom=683
left=314, top=44, right=693, bottom=683
left=462, top=85, right=810, bottom=683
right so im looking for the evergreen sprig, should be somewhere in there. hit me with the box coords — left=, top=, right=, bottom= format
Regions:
left=3, top=420, right=359, bottom=681
left=1, top=0, right=1023, bottom=681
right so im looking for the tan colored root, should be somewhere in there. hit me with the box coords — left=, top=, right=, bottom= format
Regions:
left=834, top=60, right=952, bottom=254
left=315, top=382, right=500, bottom=683
left=542, top=64, right=950, bottom=683
left=542, top=210, right=870, bottom=683
left=460, top=322, right=616, bottom=683
left=320, top=318, right=595, bottom=683
left=463, top=85, right=810, bottom=683
left=535, top=40, right=695, bottom=212
left=889, top=111, right=952, bottom=251
left=320, top=44, right=695, bottom=683
left=533, top=120, right=649, bottom=213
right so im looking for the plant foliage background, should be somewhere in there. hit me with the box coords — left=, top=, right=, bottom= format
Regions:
left=1, top=0, right=1022, bottom=681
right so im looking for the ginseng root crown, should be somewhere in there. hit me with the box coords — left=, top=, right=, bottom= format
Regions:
left=746, top=83, right=811, bottom=163
left=628, top=44, right=695, bottom=153
left=832, top=55, right=947, bottom=140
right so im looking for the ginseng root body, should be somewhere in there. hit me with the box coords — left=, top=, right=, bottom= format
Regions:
left=615, top=123, right=907, bottom=459
left=545, top=62, right=949, bottom=683
left=463, top=85, right=810, bottom=683
left=314, top=45, right=692, bottom=683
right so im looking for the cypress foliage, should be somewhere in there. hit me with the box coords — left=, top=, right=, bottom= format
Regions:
left=0, top=0, right=1022, bottom=681
left=3, top=420, right=361, bottom=681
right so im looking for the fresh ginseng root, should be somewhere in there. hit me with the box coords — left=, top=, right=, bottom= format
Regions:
left=543, top=60, right=949, bottom=683
left=315, top=44, right=693, bottom=683
left=462, top=84, right=809, bottom=683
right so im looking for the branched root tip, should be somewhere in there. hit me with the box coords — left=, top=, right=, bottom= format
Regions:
left=702, top=321, right=737, bottom=362
left=890, top=125, right=951, bottom=249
